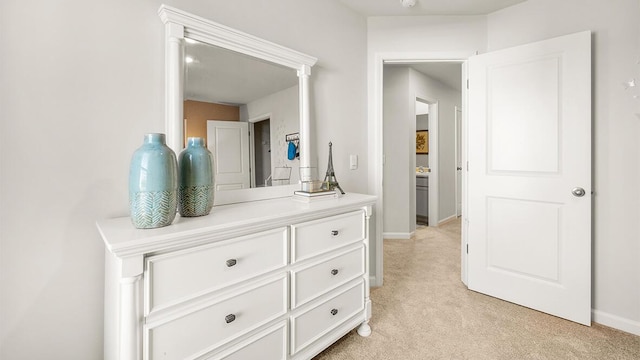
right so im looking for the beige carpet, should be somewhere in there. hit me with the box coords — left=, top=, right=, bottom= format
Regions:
left=314, top=219, right=640, bottom=359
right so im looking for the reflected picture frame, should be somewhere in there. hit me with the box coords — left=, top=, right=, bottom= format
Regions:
left=416, top=130, right=429, bottom=154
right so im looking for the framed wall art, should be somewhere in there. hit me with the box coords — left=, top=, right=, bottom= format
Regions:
left=416, top=130, right=429, bottom=154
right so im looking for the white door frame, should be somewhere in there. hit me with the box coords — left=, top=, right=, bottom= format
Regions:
left=248, top=113, right=272, bottom=188
left=415, top=98, right=439, bottom=228
left=461, top=61, right=469, bottom=286
left=455, top=105, right=463, bottom=217
left=369, top=51, right=473, bottom=287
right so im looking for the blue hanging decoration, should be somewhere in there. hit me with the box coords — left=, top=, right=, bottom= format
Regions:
left=285, top=132, right=300, bottom=160
left=287, top=140, right=297, bottom=160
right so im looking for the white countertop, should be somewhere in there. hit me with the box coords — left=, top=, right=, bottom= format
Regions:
left=96, top=192, right=377, bottom=258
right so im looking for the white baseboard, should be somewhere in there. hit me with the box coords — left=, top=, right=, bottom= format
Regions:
left=592, top=309, right=640, bottom=336
left=438, top=214, right=458, bottom=225
left=383, top=232, right=411, bottom=240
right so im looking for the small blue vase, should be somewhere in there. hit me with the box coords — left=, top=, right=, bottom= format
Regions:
left=129, top=133, right=178, bottom=229
left=178, top=137, right=214, bottom=217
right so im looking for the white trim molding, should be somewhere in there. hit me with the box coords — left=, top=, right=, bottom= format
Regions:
left=369, top=51, right=475, bottom=288
left=382, top=232, right=412, bottom=240
left=592, top=309, right=640, bottom=336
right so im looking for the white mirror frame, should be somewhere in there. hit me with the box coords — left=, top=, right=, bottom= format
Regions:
left=158, top=5, right=317, bottom=204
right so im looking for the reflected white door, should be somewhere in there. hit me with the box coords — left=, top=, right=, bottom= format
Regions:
left=467, top=31, right=591, bottom=325
left=207, top=120, right=250, bottom=191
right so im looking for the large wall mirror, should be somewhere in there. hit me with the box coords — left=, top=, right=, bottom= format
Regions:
left=158, top=5, right=317, bottom=205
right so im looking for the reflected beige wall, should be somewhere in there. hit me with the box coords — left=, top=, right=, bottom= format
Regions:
left=183, top=100, right=239, bottom=146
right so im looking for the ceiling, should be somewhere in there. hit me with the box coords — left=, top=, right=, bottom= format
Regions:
left=338, top=0, right=526, bottom=16
left=186, top=1, right=528, bottom=104
left=184, top=39, right=298, bottom=105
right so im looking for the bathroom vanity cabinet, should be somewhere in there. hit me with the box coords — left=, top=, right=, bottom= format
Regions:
left=97, top=193, right=375, bottom=360
left=416, top=175, right=429, bottom=223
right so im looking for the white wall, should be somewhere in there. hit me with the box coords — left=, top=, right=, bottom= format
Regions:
left=0, top=0, right=368, bottom=358
left=382, top=67, right=412, bottom=236
left=368, top=15, right=488, bottom=56
left=243, top=85, right=300, bottom=184
left=487, top=0, right=640, bottom=336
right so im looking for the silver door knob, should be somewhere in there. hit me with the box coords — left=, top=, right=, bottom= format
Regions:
left=572, top=187, right=586, bottom=197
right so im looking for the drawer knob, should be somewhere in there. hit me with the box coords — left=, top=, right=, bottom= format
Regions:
left=331, top=269, right=339, bottom=276
left=331, top=230, right=339, bottom=236
left=226, top=259, right=237, bottom=267
left=225, top=314, right=236, bottom=324
left=330, top=308, right=338, bottom=316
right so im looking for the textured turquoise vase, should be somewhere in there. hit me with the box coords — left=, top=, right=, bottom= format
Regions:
left=178, top=137, right=214, bottom=217
left=129, top=133, right=178, bottom=229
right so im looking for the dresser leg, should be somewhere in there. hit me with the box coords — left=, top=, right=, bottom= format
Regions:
left=357, top=321, right=371, bottom=337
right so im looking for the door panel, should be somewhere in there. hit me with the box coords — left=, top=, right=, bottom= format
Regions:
left=486, top=197, right=560, bottom=282
left=488, top=57, right=560, bottom=173
left=207, top=120, right=250, bottom=191
left=467, top=31, right=591, bottom=325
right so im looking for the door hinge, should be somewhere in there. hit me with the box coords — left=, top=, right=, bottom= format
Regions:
left=466, top=161, right=469, bottom=171
left=466, top=244, right=469, bottom=254
left=466, top=79, right=469, bottom=89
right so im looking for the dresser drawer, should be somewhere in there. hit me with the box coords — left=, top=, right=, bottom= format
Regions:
left=147, top=276, right=287, bottom=360
left=207, top=321, right=286, bottom=360
left=291, top=211, right=364, bottom=262
left=291, top=246, right=364, bottom=308
left=290, top=280, right=365, bottom=354
left=145, top=228, right=287, bottom=313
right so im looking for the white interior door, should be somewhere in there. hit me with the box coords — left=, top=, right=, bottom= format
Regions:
left=207, top=120, right=250, bottom=191
left=467, top=31, right=592, bottom=325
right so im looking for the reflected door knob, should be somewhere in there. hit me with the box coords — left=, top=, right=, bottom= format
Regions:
left=572, top=187, right=586, bottom=197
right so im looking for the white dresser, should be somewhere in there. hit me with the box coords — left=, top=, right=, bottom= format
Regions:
left=97, top=193, right=376, bottom=360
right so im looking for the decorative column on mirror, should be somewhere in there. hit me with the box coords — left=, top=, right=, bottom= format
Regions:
left=163, top=19, right=184, bottom=154
left=298, top=64, right=311, bottom=170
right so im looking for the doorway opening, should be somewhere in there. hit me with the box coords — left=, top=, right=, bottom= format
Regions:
left=415, top=99, right=432, bottom=227
left=373, top=56, right=465, bottom=287
left=252, top=118, right=271, bottom=187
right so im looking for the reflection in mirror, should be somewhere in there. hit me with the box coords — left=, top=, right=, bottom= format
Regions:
left=183, top=38, right=301, bottom=190
left=159, top=4, right=317, bottom=205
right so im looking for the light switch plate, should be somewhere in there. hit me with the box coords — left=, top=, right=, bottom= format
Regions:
left=350, top=155, right=358, bottom=170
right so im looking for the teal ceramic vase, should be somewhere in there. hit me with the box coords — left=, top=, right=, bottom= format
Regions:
left=129, top=133, right=178, bottom=229
left=178, top=137, right=214, bottom=217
